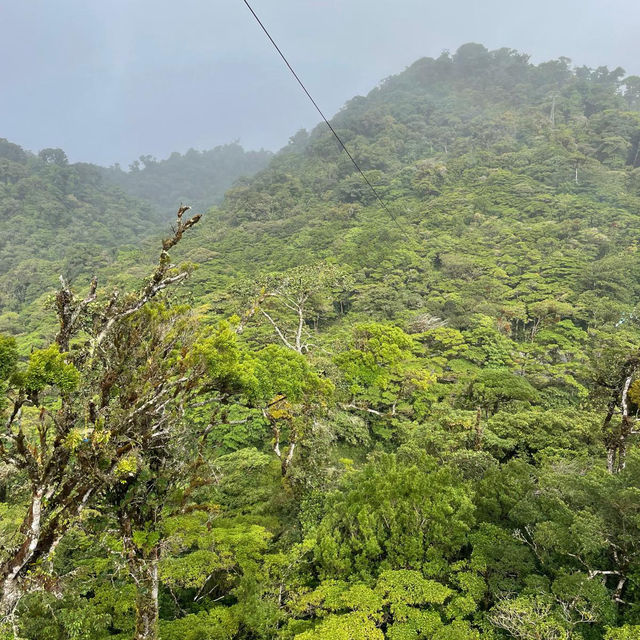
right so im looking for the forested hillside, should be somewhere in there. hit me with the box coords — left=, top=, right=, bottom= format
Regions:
left=0, top=141, right=270, bottom=338
left=0, top=140, right=165, bottom=323
left=2, top=44, right=640, bottom=640
left=101, top=144, right=272, bottom=218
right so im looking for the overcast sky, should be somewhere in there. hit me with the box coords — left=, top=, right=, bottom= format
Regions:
left=2, top=0, right=639, bottom=166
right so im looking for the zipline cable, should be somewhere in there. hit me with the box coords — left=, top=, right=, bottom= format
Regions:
left=241, top=0, right=414, bottom=244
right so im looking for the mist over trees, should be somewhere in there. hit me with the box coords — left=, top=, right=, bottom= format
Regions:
left=2, top=44, right=640, bottom=639
left=0, top=140, right=270, bottom=332
left=101, top=144, right=272, bottom=218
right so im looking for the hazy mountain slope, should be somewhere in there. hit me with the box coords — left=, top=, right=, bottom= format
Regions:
left=0, top=140, right=168, bottom=320
left=100, top=143, right=272, bottom=218
left=170, top=44, right=640, bottom=337
left=0, top=140, right=272, bottom=335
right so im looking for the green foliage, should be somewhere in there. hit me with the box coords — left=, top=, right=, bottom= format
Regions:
left=23, top=345, right=80, bottom=393
left=0, top=334, right=17, bottom=412
left=287, top=568, right=485, bottom=640
left=466, top=368, right=538, bottom=415
left=0, top=335, right=17, bottom=381
left=160, top=607, right=240, bottom=640
left=484, top=409, right=601, bottom=459
left=15, top=592, right=113, bottom=640
left=252, top=345, right=332, bottom=405
left=335, top=323, right=435, bottom=418
left=294, top=611, right=384, bottom=640
left=489, top=596, right=571, bottom=640
left=197, top=320, right=258, bottom=394
left=605, top=626, right=640, bottom=640
left=313, top=452, right=474, bottom=580
left=161, top=517, right=271, bottom=591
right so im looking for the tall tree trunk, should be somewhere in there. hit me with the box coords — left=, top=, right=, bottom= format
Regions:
left=0, top=487, right=44, bottom=617
left=122, top=515, right=160, bottom=640
left=0, top=574, right=22, bottom=619
left=0, top=477, right=95, bottom=617
left=133, top=552, right=159, bottom=640
left=603, top=370, right=639, bottom=474
left=474, top=407, right=483, bottom=450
